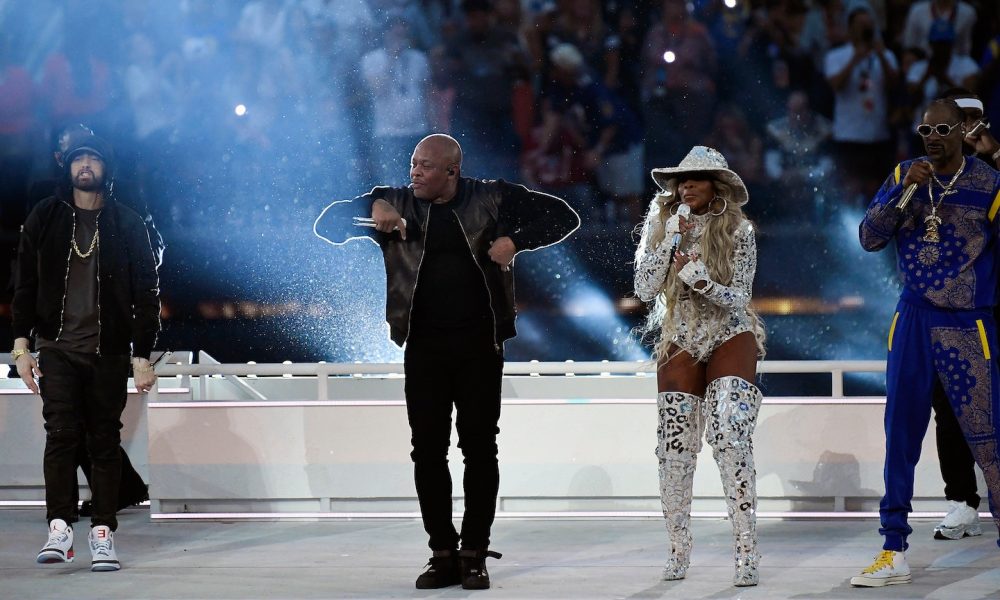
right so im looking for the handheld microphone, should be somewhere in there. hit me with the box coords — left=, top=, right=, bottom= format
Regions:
left=897, top=183, right=918, bottom=210
left=668, top=204, right=691, bottom=264
left=966, top=119, right=990, bottom=139
left=898, top=160, right=934, bottom=210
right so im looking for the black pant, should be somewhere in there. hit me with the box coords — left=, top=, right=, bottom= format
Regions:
left=73, top=444, right=147, bottom=509
left=404, top=328, right=503, bottom=551
left=932, top=380, right=980, bottom=509
left=39, top=348, right=130, bottom=530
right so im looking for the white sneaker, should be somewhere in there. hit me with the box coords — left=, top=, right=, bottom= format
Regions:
left=36, top=519, right=74, bottom=564
left=850, top=550, right=911, bottom=587
left=88, top=526, right=120, bottom=572
left=934, top=500, right=982, bottom=540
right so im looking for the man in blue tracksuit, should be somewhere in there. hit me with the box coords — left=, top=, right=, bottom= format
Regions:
left=854, top=98, right=1000, bottom=587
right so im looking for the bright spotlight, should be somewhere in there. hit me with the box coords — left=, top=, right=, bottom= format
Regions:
left=234, top=104, right=247, bottom=117
left=563, top=286, right=617, bottom=318
left=724, top=0, right=737, bottom=7
left=662, top=51, right=676, bottom=64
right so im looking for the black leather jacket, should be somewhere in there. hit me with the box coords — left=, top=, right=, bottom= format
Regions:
left=315, top=178, right=579, bottom=347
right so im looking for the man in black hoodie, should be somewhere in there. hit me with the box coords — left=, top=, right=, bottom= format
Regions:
left=12, top=134, right=160, bottom=572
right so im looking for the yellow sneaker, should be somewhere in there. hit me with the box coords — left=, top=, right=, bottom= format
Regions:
left=850, top=550, right=910, bottom=587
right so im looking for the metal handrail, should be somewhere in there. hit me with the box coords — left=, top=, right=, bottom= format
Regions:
left=151, top=359, right=886, bottom=376
left=147, top=359, right=887, bottom=402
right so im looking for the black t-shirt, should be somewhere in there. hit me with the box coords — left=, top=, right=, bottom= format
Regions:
left=410, top=199, right=492, bottom=335
left=37, top=207, right=100, bottom=353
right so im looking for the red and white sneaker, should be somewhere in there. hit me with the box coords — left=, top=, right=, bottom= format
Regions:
left=36, top=519, right=74, bottom=564
left=89, top=526, right=120, bottom=572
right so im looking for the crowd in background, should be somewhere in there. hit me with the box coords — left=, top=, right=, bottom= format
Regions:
left=0, top=0, right=999, bottom=240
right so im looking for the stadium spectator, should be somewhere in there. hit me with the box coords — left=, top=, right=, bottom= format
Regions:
left=902, top=0, right=977, bottom=58
left=361, top=15, right=433, bottom=185
left=824, top=1, right=898, bottom=202
left=642, top=0, right=718, bottom=169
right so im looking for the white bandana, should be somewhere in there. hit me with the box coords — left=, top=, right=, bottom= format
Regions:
left=955, top=98, right=985, bottom=112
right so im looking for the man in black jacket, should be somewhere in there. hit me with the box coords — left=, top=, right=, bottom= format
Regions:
left=315, top=134, right=579, bottom=590
left=12, top=134, right=160, bottom=572
left=24, top=124, right=155, bottom=519
left=926, top=89, right=1000, bottom=541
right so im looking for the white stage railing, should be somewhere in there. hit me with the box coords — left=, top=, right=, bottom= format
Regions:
left=147, top=358, right=888, bottom=403
left=7, top=355, right=974, bottom=521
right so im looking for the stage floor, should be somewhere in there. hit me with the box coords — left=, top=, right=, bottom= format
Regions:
left=2, top=509, right=998, bottom=599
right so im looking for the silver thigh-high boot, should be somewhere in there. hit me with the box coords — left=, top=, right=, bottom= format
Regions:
left=656, top=391, right=705, bottom=580
left=704, top=376, right=763, bottom=587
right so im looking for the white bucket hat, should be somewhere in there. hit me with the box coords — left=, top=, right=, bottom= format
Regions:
left=650, top=146, right=749, bottom=206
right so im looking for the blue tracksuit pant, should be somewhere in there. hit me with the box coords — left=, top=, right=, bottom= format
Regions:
left=881, top=298, right=1000, bottom=550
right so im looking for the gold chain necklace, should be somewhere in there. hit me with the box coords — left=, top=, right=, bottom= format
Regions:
left=71, top=216, right=100, bottom=259
left=922, top=157, right=965, bottom=243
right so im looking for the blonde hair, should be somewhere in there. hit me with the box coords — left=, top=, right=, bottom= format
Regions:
left=636, top=177, right=766, bottom=363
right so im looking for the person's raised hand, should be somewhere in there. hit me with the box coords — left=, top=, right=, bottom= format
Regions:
left=902, top=160, right=932, bottom=188
left=372, top=199, right=407, bottom=240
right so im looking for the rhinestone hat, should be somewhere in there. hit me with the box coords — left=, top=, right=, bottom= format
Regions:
left=650, top=146, right=749, bottom=206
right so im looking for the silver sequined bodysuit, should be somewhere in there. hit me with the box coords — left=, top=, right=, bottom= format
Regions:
left=635, top=209, right=759, bottom=362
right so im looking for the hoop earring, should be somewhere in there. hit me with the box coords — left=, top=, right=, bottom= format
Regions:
left=709, top=195, right=727, bottom=217
left=669, top=202, right=680, bottom=216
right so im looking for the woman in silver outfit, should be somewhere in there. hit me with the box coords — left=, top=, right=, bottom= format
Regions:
left=634, top=146, right=766, bottom=586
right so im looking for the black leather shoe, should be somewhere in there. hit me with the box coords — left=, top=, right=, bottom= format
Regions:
left=459, top=548, right=502, bottom=590
left=415, top=550, right=460, bottom=589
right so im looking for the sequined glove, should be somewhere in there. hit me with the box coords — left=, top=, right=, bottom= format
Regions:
left=694, top=222, right=756, bottom=310
left=678, top=259, right=711, bottom=289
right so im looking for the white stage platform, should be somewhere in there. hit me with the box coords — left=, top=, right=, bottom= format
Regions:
left=2, top=355, right=999, bottom=597
left=2, top=509, right=998, bottom=599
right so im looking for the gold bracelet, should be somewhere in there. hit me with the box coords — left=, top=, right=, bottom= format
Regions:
left=133, top=363, right=155, bottom=374
left=11, top=348, right=29, bottom=361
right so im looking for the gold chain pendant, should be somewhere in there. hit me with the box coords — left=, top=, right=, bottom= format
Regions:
left=922, top=157, right=965, bottom=245
left=923, top=213, right=942, bottom=243
left=71, top=229, right=99, bottom=259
